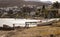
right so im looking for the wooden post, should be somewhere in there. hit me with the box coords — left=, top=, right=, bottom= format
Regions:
left=13, top=24, right=15, bottom=30
left=50, top=34, right=54, bottom=37
left=25, top=22, right=29, bottom=29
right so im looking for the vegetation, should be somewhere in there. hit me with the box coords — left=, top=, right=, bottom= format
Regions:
left=52, top=21, right=60, bottom=27
left=52, top=1, right=60, bottom=9
left=0, top=1, right=60, bottom=18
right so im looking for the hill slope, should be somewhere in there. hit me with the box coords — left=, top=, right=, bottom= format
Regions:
left=0, top=0, right=51, bottom=7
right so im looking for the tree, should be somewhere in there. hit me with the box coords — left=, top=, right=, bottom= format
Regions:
left=47, top=10, right=58, bottom=18
left=52, top=1, right=60, bottom=9
left=42, top=5, right=45, bottom=10
left=21, top=7, right=33, bottom=17
left=8, top=10, right=14, bottom=18
left=8, top=10, right=13, bottom=14
left=41, top=5, right=46, bottom=18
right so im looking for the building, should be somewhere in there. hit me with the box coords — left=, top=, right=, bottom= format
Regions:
left=25, top=22, right=38, bottom=27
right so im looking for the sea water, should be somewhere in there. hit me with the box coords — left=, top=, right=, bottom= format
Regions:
left=0, top=18, right=39, bottom=27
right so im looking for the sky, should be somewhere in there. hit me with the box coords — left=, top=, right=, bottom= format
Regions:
left=25, top=0, right=60, bottom=3
left=40, top=0, right=60, bottom=2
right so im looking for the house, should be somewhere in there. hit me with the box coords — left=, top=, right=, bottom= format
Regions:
left=25, top=22, right=38, bottom=27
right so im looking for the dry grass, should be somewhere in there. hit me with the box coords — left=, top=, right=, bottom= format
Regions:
left=52, top=21, right=60, bottom=27
left=0, top=26, right=60, bottom=37
left=9, top=26, right=60, bottom=37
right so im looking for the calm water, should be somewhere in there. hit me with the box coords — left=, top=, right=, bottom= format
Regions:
left=0, top=18, right=40, bottom=27
left=0, top=18, right=59, bottom=27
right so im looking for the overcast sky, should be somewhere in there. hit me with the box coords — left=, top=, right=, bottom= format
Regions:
left=40, top=0, right=60, bottom=2
left=25, top=0, right=60, bottom=2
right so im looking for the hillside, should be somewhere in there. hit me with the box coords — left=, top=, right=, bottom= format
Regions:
left=0, top=0, right=52, bottom=7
